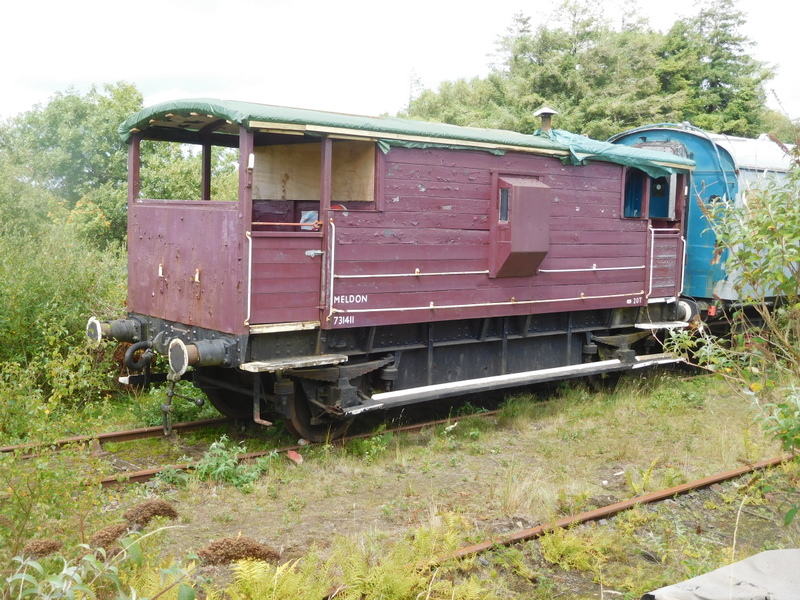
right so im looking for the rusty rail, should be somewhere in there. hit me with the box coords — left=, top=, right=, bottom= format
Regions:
left=1, top=417, right=231, bottom=457
left=100, top=410, right=500, bottom=487
left=443, top=454, right=794, bottom=563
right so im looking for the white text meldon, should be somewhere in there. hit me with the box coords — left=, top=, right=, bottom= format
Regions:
left=333, top=294, right=368, bottom=305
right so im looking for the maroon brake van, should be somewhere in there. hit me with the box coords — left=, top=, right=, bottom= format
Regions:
left=88, top=99, right=695, bottom=440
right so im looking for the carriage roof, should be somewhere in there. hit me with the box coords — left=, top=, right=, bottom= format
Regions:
left=609, top=123, right=794, bottom=175
left=120, top=98, right=694, bottom=179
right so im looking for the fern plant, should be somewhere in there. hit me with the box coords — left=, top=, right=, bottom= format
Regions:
left=216, top=512, right=499, bottom=599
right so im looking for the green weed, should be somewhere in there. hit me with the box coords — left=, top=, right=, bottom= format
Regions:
left=346, top=427, right=393, bottom=463
left=191, top=436, right=277, bottom=492
left=625, top=459, right=659, bottom=495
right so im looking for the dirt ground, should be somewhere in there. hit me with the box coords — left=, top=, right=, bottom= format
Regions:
left=107, top=372, right=800, bottom=598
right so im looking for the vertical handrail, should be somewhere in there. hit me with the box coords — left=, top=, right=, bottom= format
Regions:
left=244, top=231, right=253, bottom=326
left=647, top=227, right=655, bottom=299
left=326, top=220, right=337, bottom=323
left=678, top=234, right=687, bottom=296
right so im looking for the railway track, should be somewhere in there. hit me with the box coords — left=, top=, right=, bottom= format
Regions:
left=5, top=388, right=793, bottom=576
left=99, top=410, right=501, bottom=487
left=0, top=404, right=503, bottom=485
left=0, top=417, right=232, bottom=458
left=92, top=413, right=793, bottom=567
left=443, top=453, right=794, bottom=563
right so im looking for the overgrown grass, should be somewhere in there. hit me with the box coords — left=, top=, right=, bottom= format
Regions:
left=205, top=512, right=497, bottom=600
left=3, top=372, right=798, bottom=598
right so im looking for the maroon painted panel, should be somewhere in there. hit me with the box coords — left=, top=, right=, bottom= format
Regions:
left=128, top=200, right=245, bottom=334
left=320, top=146, right=666, bottom=330
left=548, top=243, right=645, bottom=259
left=331, top=211, right=488, bottom=231
left=550, top=187, right=623, bottom=206
left=249, top=234, right=323, bottom=324
left=385, top=147, right=618, bottom=179
left=332, top=270, right=645, bottom=297
left=335, top=243, right=488, bottom=262
left=232, top=144, right=683, bottom=331
left=328, top=292, right=646, bottom=330
left=332, top=279, right=643, bottom=307
left=334, top=258, right=487, bottom=276
left=550, top=217, right=646, bottom=232
left=382, top=197, right=490, bottom=215
left=385, top=162, right=493, bottom=186
left=385, top=180, right=490, bottom=199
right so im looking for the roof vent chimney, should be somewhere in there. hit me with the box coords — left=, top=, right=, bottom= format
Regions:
left=534, top=106, right=558, bottom=132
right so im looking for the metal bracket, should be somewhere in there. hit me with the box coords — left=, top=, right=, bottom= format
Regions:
left=305, top=250, right=324, bottom=258
left=253, top=376, right=273, bottom=427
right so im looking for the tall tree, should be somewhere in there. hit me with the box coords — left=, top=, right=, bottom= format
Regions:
left=405, top=2, right=688, bottom=139
left=404, top=0, right=775, bottom=139
left=0, top=82, right=238, bottom=245
left=1, top=82, right=142, bottom=204
left=658, top=0, right=774, bottom=135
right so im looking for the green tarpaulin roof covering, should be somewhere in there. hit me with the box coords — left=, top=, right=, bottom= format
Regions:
left=120, top=98, right=695, bottom=178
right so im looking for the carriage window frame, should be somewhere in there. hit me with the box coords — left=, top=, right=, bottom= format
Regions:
left=623, top=168, right=648, bottom=219
left=499, top=187, right=510, bottom=222
left=648, top=174, right=677, bottom=220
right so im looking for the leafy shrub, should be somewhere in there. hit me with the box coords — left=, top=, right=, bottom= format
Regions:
left=0, top=188, right=126, bottom=441
left=759, top=384, right=800, bottom=453
left=191, top=437, right=277, bottom=492
left=3, top=532, right=198, bottom=600
left=669, top=151, right=800, bottom=522
left=0, top=451, right=107, bottom=561
left=700, top=159, right=800, bottom=382
left=0, top=219, right=125, bottom=364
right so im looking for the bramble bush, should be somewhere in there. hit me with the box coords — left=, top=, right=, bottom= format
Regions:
left=668, top=145, right=799, bottom=403
left=665, top=143, right=800, bottom=518
left=0, top=451, right=107, bottom=562
left=0, top=179, right=126, bottom=442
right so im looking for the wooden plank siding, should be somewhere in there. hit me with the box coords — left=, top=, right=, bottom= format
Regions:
left=244, top=146, right=682, bottom=329
left=128, top=200, right=246, bottom=334
left=248, top=234, right=323, bottom=324
left=648, top=232, right=683, bottom=298
left=324, top=147, right=652, bottom=329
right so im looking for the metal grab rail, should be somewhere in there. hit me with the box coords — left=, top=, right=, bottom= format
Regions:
left=252, top=220, right=322, bottom=229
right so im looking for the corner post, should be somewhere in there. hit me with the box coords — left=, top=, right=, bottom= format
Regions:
left=127, top=131, right=141, bottom=203
left=201, top=138, right=212, bottom=200
left=320, top=137, right=333, bottom=321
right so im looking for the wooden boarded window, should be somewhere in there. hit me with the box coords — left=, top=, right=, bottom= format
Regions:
left=252, top=140, right=375, bottom=202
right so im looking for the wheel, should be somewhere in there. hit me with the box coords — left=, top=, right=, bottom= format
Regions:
left=196, top=368, right=269, bottom=421
left=284, top=382, right=352, bottom=442
left=200, top=387, right=252, bottom=419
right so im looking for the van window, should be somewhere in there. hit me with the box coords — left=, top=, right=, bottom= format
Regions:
left=624, top=169, right=646, bottom=218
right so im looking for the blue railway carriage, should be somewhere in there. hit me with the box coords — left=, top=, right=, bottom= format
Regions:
left=609, top=124, right=793, bottom=311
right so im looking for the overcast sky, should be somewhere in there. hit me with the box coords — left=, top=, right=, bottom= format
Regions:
left=3, top=0, right=798, bottom=126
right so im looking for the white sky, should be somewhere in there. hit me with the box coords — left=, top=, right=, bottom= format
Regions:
left=2, top=0, right=798, bottom=125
